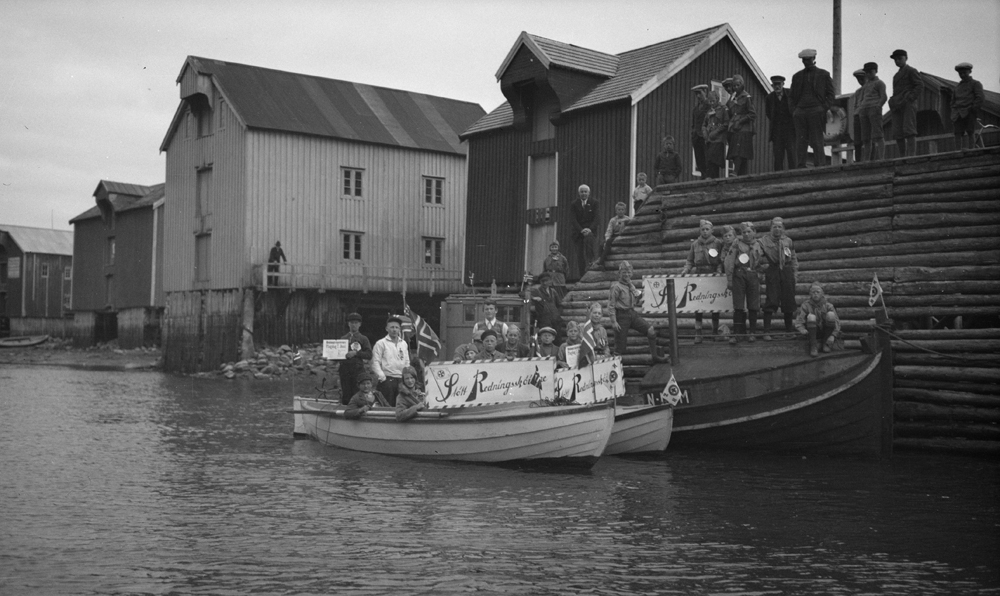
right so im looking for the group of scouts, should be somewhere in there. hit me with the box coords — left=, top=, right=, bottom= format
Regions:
left=681, top=216, right=840, bottom=357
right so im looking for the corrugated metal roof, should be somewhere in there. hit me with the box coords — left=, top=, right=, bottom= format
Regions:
left=70, top=182, right=164, bottom=222
left=0, top=224, right=73, bottom=256
left=165, top=57, right=485, bottom=155
left=465, top=25, right=726, bottom=137
left=96, top=180, right=152, bottom=197
left=120, top=183, right=165, bottom=213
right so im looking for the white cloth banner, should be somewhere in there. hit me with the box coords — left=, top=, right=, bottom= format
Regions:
left=423, top=358, right=555, bottom=407
left=642, top=274, right=733, bottom=314
left=554, top=365, right=595, bottom=403
left=592, top=356, right=625, bottom=402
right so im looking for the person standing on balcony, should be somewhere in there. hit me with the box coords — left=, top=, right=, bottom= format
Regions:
left=766, top=75, right=796, bottom=170
left=858, top=62, right=888, bottom=162
left=726, top=75, right=756, bottom=176
left=951, top=62, right=985, bottom=150
left=267, top=241, right=286, bottom=287
left=338, top=312, right=372, bottom=405
left=790, top=49, right=836, bottom=169
left=889, top=49, right=923, bottom=158
left=690, top=84, right=711, bottom=178
left=371, top=316, right=410, bottom=407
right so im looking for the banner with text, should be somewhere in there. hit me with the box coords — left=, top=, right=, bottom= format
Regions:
left=592, top=356, right=625, bottom=402
left=642, top=274, right=733, bottom=314
left=423, top=359, right=555, bottom=408
left=554, top=366, right=595, bottom=403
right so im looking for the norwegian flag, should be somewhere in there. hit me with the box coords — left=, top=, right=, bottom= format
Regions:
left=403, top=305, right=442, bottom=363
left=580, top=320, right=597, bottom=352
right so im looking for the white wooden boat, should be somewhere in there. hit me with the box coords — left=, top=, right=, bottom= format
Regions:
left=0, top=334, right=49, bottom=348
left=292, top=396, right=615, bottom=468
left=606, top=403, right=674, bottom=455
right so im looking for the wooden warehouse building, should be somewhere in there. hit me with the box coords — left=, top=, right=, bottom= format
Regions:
left=69, top=180, right=165, bottom=348
left=159, top=56, right=485, bottom=371
left=461, top=24, right=771, bottom=283
left=0, top=224, right=74, bottom=338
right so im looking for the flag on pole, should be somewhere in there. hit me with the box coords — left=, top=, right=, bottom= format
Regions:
left=661, top=372, right=683, bottom=406
left=580, top=320, right=597, bottom=352
left=404, top=305, right=442, bottom=363
left=868, top=272, right=883, bottom=308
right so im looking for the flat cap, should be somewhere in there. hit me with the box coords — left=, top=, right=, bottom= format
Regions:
left=480, top=329, right=498, bottom=341
left=356, top=372, right=373, bottom=384
left=864, top=62, right=878, bottom=72
left=346, top=312, right=362, bottom=322
left=798, top=48, right=817, bottom=59
left=770, top=75, right=786, bottom=83
left=472, top=329, right=485, bottom=341
left=386, top=316, right=403, bottom=325
left=889, top=49, right=907, bottom=59
left=722, top=77, right=734, bottom=86
left=955, top=62, right=973, bottom=71
left=691, top=84, right=709, bottom=91
left=852, top=69, right=866, bottom=77
left=538, top=327, right=557, bottom=336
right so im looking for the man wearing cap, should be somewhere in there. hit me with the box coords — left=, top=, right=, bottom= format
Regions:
left=721, top=78, right=735, bottom=108
left=452, top=329, right=483, bottom=363
left=528, top=271, right=563, bottom=341
left=765, top=75, right=796, bottom=171
left=790, top=49, right=836, bottom=168
left=682, top=219, right=723, bottom=343
left=726, top=74, right=756, bottom=176
left=857, top=62, right=888, bottom=161
left=889, top=49, right=923, bottom=158
left=691, top=85, right=711, bottom=177
left=267, top=240, right=286, bottom=287
left=702, top=90, right=729, bottom=179
left=849, top=68, right=869, bottom=162
left=570, top=184, right=601, bottom=279
left=338, top=312, right=373, bottom=404
left=542, top=240, right=569, bottom=300
left=951, top=62, right=984, bottom=150
left=474, top=330, right=506, bottom=362
left=608, top=261, right=669, bottom=362
left=756, top=217, right=798, bottom=340
left=371, top=316, right=410, bottom=407
left=654, top=135, right=683, bottom=186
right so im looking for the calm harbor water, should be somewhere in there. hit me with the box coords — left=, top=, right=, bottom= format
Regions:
left=0, top=366, right=997, bottom=595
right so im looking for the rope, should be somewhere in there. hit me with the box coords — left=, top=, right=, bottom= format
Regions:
left=881, top=328, right=980, bottom=363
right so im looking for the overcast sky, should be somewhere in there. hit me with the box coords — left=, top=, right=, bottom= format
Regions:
left=2, top=0, right=998, bottom=231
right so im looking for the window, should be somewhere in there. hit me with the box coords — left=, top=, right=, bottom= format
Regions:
left=423, top=237, right=443, bottom=266
left=63, top=266, right=72, bottom=280
left=342, top=231, right=363, bottom=261
left=106, top=237, right=116, bottom=265
left=342, top=168, right=363, bottom=198
left=105, top=275, right=113, bottom=306
left=197, top=104, right=213, bottom=137
left=195, top=233, right=211, bottom=282
left=216, top=99, right=226, bottom=130
left=40, top=263, right=49, bottom=278
left=423, top=177, right=444, bottom=204
left=196, top=167, right=213, bottom=219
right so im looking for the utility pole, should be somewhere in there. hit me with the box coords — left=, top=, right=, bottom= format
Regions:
left=833, top=0, right=842, bottom=94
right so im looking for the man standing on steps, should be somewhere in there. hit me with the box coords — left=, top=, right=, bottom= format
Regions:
left=766, top=75, right=796, bottom=171
left=570, top=184, right=601, bottom=280
left=757, top=217, right=798, bottom=341
left=608, top=261, right=669, bottom=363
left=889, top=49, right=923, bottom=158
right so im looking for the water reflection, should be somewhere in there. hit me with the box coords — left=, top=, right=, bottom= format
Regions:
left=0, top=366, right=996, bottom=595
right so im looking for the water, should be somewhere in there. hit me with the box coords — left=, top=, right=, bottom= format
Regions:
left=0, top=366, right=997, bottom=595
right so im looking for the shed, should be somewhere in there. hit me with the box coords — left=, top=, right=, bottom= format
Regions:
left=0, top=224, right=74, bottom=337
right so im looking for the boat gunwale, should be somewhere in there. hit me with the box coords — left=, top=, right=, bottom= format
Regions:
left=295, top=398, right=616, bottom=425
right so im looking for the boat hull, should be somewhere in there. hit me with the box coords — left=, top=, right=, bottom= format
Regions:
left=605, top=404, right=673, bottom=455
left=0, top=334, right=49, bottom=348
left=293, top=397, right=615, bottom=468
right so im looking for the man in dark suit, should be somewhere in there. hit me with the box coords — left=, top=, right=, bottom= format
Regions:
left=889, top=49, right=923, bottom=157
left=765, top=75, right=796, bottom=170
left=570, top=184, right=600, bottom=280
left=790, top=49, right=836, bottom=168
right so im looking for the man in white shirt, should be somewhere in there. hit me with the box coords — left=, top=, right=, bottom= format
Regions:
left=472, top=300, right=508, bottom=340
left=371, top=316, right=410, bottom=407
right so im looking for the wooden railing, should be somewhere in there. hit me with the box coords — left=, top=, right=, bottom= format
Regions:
left=253, top=263, right=464, bottom=295
left=831, top=126, right=999, bottom=163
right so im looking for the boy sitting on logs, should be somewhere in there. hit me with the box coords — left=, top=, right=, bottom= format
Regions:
left=794, top=282, right=842, bottom=357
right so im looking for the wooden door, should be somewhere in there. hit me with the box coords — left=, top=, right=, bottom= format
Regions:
left=525, top=153, right=558, bottom=276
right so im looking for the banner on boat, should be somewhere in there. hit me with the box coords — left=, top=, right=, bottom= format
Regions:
left=554, top=366, right=595, bottom=403
left=642, top=274, right=733, bottom=314
left=592, top=357, right=625, bottom=402
left=423, top=359, right=555, bottom=408
left=554, top=356, right=622, bottom=404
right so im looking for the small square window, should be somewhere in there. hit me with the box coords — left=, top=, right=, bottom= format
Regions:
left=342, top=232, right=363, bottom=260
left=423, top=177, right=444, bottom=204
left=423, top=237, right=443, bottom=266
left=342, top=168, right=363, bottom=198
left=64, top=266, right=72, bottom=280
left=40, top=263, right=49, bottom=278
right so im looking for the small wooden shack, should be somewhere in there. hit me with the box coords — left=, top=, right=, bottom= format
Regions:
left=158, top=56, right=485, bottom=371
left=69, top=180, right=165, bottom=347
left=461, top=24, right=772, bottom=284
left=0, top=224, right=74, bottom=337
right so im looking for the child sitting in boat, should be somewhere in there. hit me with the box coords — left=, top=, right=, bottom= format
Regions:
left=557, top=320, right=594, bottom=369
left=502, top=324, right=532, bottom=359
left=344, top=373, right=391, bottom=419
left=535, top=327, right=559, bottom=359
left=794, top=281, right=842, bottom=357
left=583, top=302, right=611, bottom=358
left=474, top=329, right=506, bottom=362
left=395, top=366, right=429, bottom=422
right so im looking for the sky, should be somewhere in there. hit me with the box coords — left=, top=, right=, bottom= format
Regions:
left=2, top=0, right=998, bottom=231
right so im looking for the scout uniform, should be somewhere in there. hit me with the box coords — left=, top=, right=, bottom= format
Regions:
left=682, top=219, right=723, bottom=343
left=724, top=222, right=762, bottom=344
left=757, top=216, right=798, bottom=340
left=794, top=282, right=841, bottom=357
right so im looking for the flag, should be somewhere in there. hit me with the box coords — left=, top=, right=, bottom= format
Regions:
left=404, top=305, right=442, bottom=363
left=661, top=372, right=683, bottom=406
left=868, top=272, right=883, bottom=308
left=580, top=320, right=596, bottom=352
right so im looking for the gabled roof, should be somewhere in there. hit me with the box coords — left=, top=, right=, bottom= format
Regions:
left=0, top=224, right=73, bottom=256
left=465, top=24, right=770, bottom=138
left=160, top=57, right=486, bottom=155
left=496, top=32, right=619, bottom=79
left=94, top=180, right=152, bottom=198
left=923, top=72, right=1000, bottom=115
left=70, top=182, right=163, bottom=223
